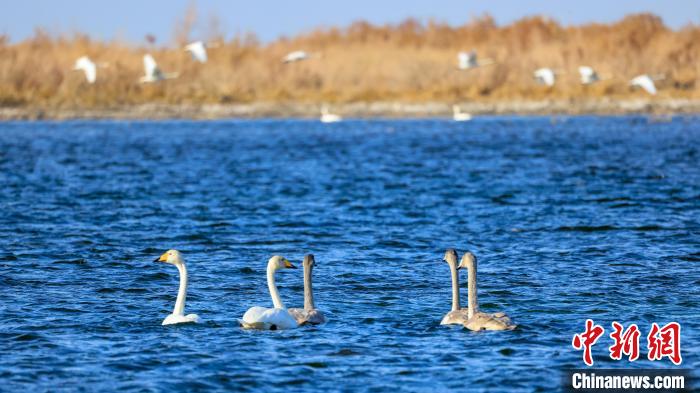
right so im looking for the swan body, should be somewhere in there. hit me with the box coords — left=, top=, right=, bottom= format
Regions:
left=289, top=254, right=326, bottom=325
left=185, top=41, right=208, bottom=63
left=242, top=306, right=297, bottom=330
left=73, top=56, right=97, bottom=84
left=534, top=68, right=556, bottom=87
left=155, top=250, right=201, bottom=326
left=440, top=249, right=471, bottom=325
left=452, top=105, right=472, bottom=122
left=282, top=50, right=310, bottom=63
left=320, top=105, right=342, bottom=123
left=630, top=74, right=659, bottom=95
left=240, top=256, right=299, bottom=330
left=578, top=66, right=599, bottom=85
left=140, top=54, right=179, bottom=83
left=457, top=50, right=494, bottom=70
left=458, top=252, right=515, bottom=331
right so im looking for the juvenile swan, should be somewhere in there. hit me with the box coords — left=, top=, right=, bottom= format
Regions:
left=440, top=249, right=470, bottom=325
left=289, top=254, right=326, bottom=325
left=155, top=250, right=201, bottom=325
left=459, top=252, right=515, bottom=331
left=241, top=256, right=299, bottom=330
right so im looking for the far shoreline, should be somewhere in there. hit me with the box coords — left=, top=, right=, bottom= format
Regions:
left=1, top=99, right=699, bottom=121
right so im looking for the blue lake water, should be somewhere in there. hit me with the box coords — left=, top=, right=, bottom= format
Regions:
left=0, top=117, right=698, bottom=392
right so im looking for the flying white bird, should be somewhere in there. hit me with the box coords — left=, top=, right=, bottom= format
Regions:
left=320, top=105, right=342, bottom=123
left=184, top=41, right=208, bottom=63
left=578, top=66, right=600, bottom=85
left=282, top=50, right=310, bottom=64
left=457, top=50, right=494, bottom=70
left=534, top=68, right=557, bottom=87
left=139, top=54, right=179, bottom=83
left=630, top=74, right=662, bottom=95
left=452, top=105, right=472, bottom=122
left=73, top=56, right=98, bottom=84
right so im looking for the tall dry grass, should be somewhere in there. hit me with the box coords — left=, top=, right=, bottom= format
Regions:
left=0, top=13, right=698, bottom=108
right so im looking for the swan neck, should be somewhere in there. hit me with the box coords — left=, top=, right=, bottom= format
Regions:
left=467, top=259, right=478, bottom=318
left=267, top=264, right=285, bottom=309
left=174, top=262, right=188, bottom=316
left=303, top=264, right=315, bottom=310
left=449, top=262, right=460, bottom=311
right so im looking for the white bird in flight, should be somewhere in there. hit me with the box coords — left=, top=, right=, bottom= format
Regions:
left=73, top=56, right=98, bottom=84
left=184, top=41, right=208, bottom=63
left=534, top=68, right=557, bottom=87
left=630, top=74, right=661, bottom=95
left=578, top=66, right=600, bottom=85
left=139, top=54, right=179, bottom=83
left=457, top=51, right=494, bottom=70
left=282, top=50, right=310, bottom=64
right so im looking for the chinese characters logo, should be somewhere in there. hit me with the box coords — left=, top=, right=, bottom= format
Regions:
left=572, top=319, right=681, bottom=366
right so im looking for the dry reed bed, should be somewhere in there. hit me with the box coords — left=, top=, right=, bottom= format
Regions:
left=0, top=13, right=698, bottom=110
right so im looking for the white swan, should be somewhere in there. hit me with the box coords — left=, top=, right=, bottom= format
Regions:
left=458, top=252, right=515, bottom=331
left=155, top=250, right=201, bottom=325
left=578, top=66, right=600, bottom=85
left=241, top=256, right=299, bottom=330
left=452, top=105, right=472, bottom=122
left=534, top=68, right=557, bottom=87
left=184, top=41, right=208, bottom=63
left=630, top=74, right=662, bottom=95
left=139, top=54, right=179, bottom=83
left=320, top=105, right=342, bottom=123
left=440, top=249, right=470, bottom=325
left=73, top=56, right=98, bottom=84
left=289, top=254, right=326, bottom=325
left=457, top=50, right=494, bottom=70
left=282, top=50, right=310, bottom=64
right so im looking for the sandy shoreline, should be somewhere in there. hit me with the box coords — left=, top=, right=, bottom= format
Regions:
left=2, top=99, right=700, bottom=120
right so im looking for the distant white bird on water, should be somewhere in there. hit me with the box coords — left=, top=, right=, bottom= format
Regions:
left=452, top=105, right=472, bottom=122
left=283, top=50, right=310, bottom=64
left=578, top=66, right=600, bottom=85
left=457, top=50, right=494, bottom=70
left=534, top=68, right=557, bottom=87
left=73, top=56, right=100, bottom=84
left=630, top=74, right=663, bottom=95
left=184, top=41, right=208, bottom=63
left=320, top=105, right=342, bottom=123
left=139, top=54, right=179, bottom=83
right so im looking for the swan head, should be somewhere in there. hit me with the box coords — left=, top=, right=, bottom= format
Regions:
left=458, top=252, right=477, bottom=270
left=303, top=254, right=316, bottom=268
left=154, top=249, right=184, bottom=265
left=269, top=255, right=296, bottom=271
left=443, top=249, right=459, bottom=265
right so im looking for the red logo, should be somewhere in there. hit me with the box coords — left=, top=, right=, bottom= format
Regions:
left=572, top=319, right=605, bottom=366
left=609, top=322, right=640, bottom=361
left=573, top=320, right=682, bottom=366
left=647, top=322, right=682, bottom=365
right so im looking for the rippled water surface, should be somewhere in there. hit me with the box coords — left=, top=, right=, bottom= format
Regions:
left=1, top=117, right=699, bottom=392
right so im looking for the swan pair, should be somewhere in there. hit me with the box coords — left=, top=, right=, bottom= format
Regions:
left=155, top=250, right=325, bottom=328
left=441, top=249, right=515, bottom=331
left=241, top=254, right=326, bottom=330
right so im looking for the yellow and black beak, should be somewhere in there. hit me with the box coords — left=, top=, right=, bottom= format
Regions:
left=154, top=252, right=168, bottom=262
left=284, top=259, right=297, bottom=269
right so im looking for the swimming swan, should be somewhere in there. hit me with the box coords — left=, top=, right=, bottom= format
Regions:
left=241, top=256, right=299, bottom=330
left=320, top=105, right=342, bottom=123
left=459, top=252, right=515, bottom=331
left=289, top=254, right=326, bottom=325
left=155, top=250, right=201, bottom=325
left=440, top=249, right=471, bottom=325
